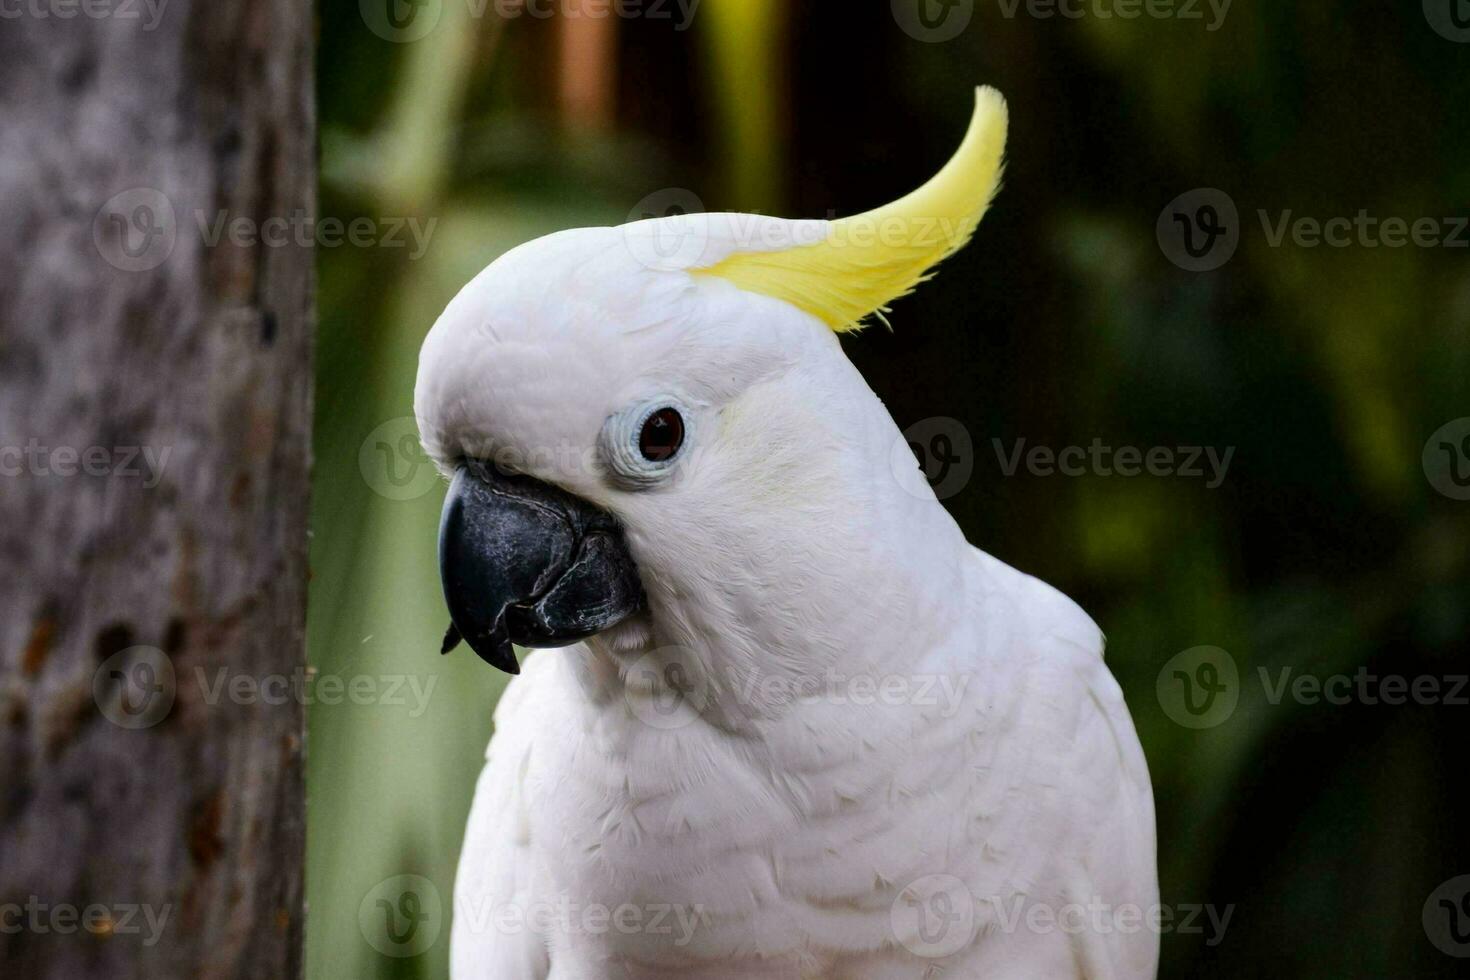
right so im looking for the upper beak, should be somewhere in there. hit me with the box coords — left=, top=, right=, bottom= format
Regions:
left=437, top=460, right=646, bottom=673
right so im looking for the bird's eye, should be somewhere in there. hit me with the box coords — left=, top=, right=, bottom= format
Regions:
left=638, top=407, right=684, bottom=462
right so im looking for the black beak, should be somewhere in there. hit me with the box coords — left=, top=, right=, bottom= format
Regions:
left=437, top=460, right=646, bottom=673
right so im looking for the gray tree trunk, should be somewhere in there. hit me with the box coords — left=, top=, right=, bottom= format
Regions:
left=0, top=3, right=314, bottom=978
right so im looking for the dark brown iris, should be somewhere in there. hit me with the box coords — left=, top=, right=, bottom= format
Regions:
left=638, top=407, right=684, bottom=462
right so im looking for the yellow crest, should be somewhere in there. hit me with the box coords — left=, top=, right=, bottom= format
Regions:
left=696, top=87, right=1008, bottom=332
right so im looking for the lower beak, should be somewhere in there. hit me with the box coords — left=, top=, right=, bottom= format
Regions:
left=437, top=461, right=646, bottom=673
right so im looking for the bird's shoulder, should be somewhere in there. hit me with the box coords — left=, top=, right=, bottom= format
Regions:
left=956, top=553, right=1159, bottom=975
left=966, top=549, right=1153, bottom=818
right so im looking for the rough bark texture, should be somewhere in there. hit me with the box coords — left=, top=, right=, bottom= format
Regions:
left=0, top=3, right=313, bottom=978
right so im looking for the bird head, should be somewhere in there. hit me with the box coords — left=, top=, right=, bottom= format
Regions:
left=415, top=88, right=1008, bottom=704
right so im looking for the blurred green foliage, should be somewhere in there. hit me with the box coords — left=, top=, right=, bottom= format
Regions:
left=309, top=2, right=1470, bottom=977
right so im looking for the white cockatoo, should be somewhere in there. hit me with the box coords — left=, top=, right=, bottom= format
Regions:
left=415, top=87, right=1158, bottom=979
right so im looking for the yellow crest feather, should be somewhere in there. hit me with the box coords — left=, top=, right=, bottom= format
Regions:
left=696, top=86, right=1008, bottom=332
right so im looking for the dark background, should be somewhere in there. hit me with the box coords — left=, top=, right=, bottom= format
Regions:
left=309, top=1, right=1470, bottom=976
